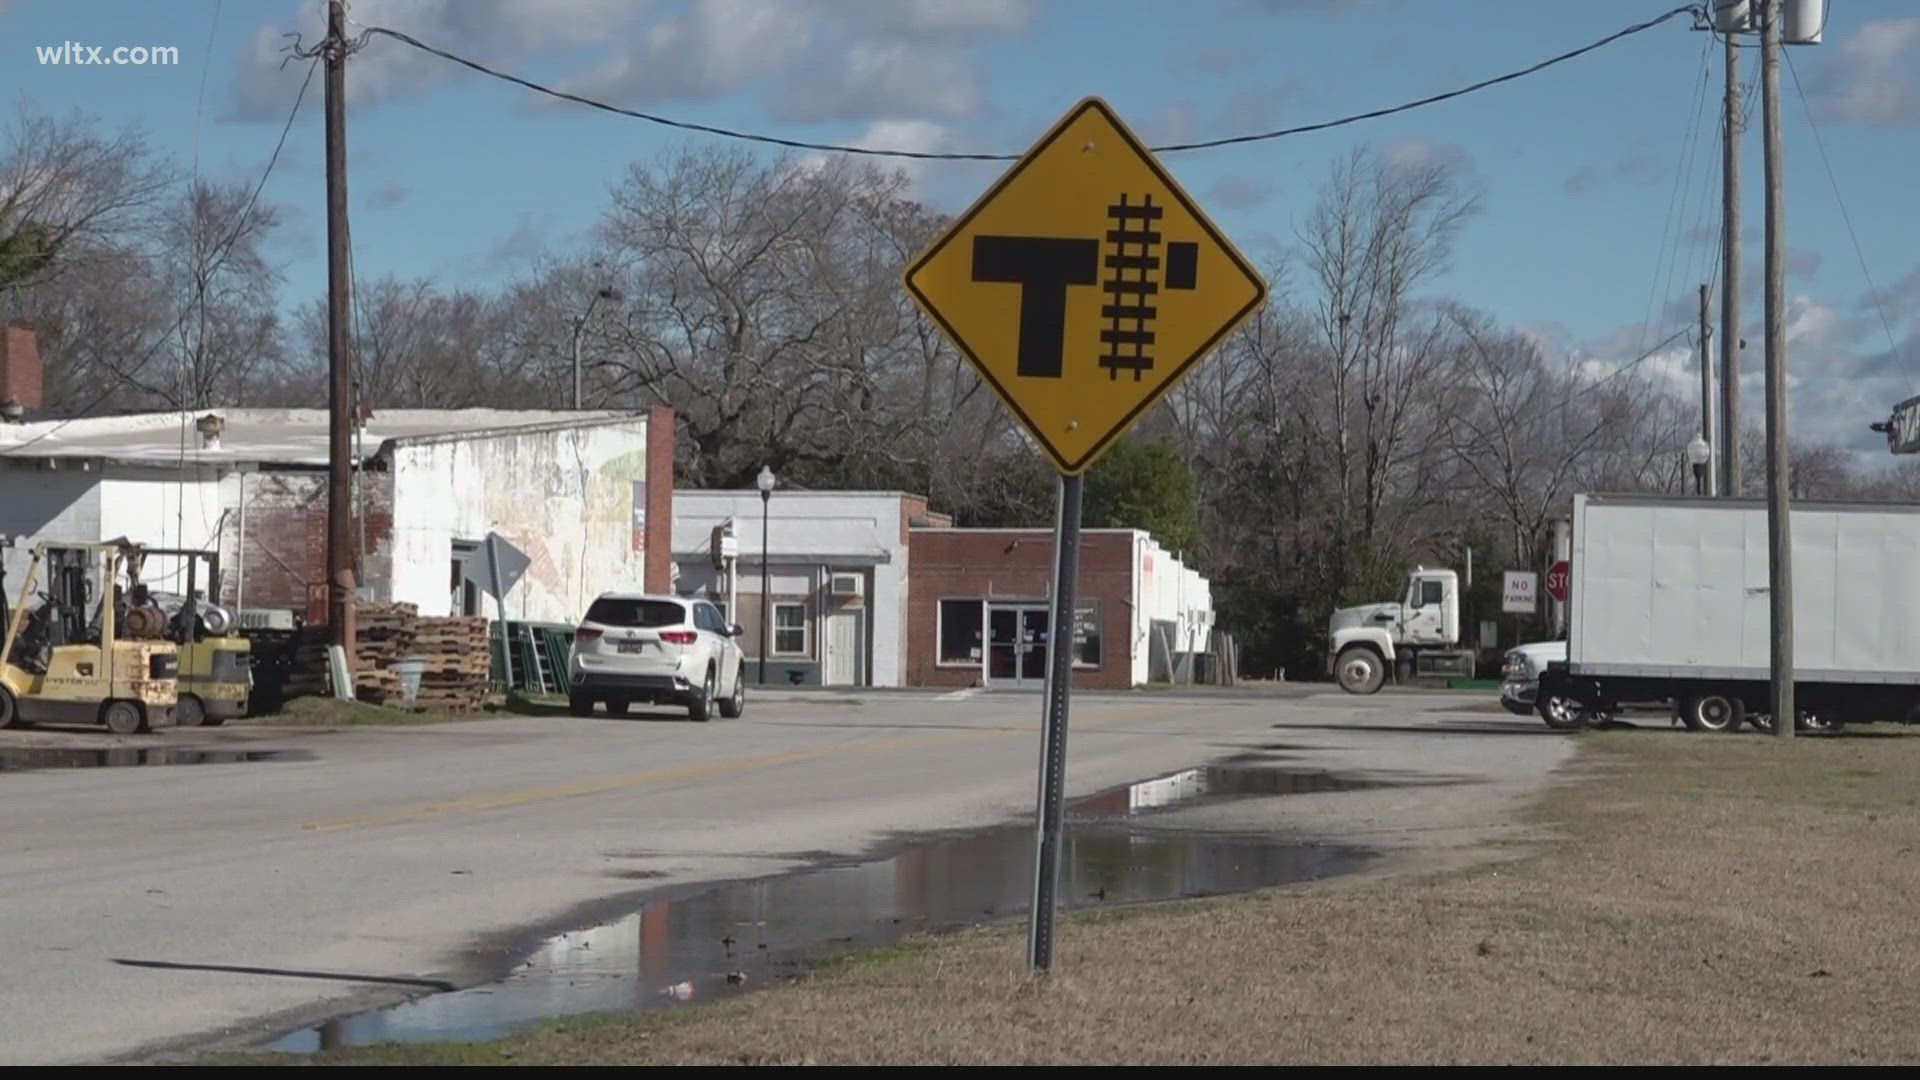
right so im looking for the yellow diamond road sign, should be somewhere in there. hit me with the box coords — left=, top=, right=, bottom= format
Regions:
left=904, top=97, right=1269, bottom=476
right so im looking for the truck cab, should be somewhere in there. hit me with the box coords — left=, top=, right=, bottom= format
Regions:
left=1328, top=566, right=1469, bottom=694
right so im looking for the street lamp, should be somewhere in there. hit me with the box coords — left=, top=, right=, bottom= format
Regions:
left=1687, top=433, right=1712, bottom=496
left=570, top=283, right=622, bottom=410
left=756, top=465, right=775, bottom=685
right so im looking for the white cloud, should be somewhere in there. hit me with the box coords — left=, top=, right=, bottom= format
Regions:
left=795, top=120, right=954, bottom=192
left=1567, top=277, right=1920, bottom=455
left=561, top=0, right=809, bottom=106
left=1812, top=17, right=1920, bottom=126
left=1381, top=138, right=1473, bottom=174
left=862, top=0, right=1033, bottom=37
left=227, top=0, right=1033, bottom=127
left=227, top=0, right=654, bottom=119
left=777, top=41, right=983, bottom=122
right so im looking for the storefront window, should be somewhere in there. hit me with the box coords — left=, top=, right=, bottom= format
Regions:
left=1074, top=601, right=1101, bottom=667
left=939, top=600, right=982, bottom=664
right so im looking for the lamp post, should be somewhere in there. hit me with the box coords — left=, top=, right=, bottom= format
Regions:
left=756, top=465, right=774, bottom=685
left=570, top=284, right=622, bottom=410
left=1687, top=433, right=1712, bottom=496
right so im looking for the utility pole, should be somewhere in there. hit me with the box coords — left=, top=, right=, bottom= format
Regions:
left=1698, top=284, right=1717, bottom=496
left=324, top=0, right=357, bottom=656
left=1721, top=19, right=1742, bottom=497
left=1760, top=0, right=1793, bottom=738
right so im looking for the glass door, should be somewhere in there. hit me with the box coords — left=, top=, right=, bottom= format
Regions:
left=1019, top=608, right=1050, bottom=683
left=987, top=604, right=1050, bottom=688
left=987, top=606, right=1021, bottom=684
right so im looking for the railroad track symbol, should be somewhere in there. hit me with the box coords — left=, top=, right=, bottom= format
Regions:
left=1099, top=194, right=1199, bottom=382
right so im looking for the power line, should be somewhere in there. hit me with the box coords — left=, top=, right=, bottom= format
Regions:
left=1783, top=48, right=1912, bottom=395
left=1568, top=325, right=1696, bottom=403
left=1637, top=33, right=1715, bottom=359
left=1, top=56, right=320, bottom=459
left=358, top=4, right=1703, bottom=161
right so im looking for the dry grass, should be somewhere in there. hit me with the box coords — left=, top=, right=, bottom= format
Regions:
left=234, top=697, right=491, bottom=727
left=228, top=727, right=1920, bottom=1065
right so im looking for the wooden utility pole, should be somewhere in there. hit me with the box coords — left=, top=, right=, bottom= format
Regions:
left=1721, top=23, right=1742, bottom=497
left=1760, top=0, right=1793, bottom=737
left=324, top=0, right=357, bottom=655
left=1699, top=283, right=1716, bottom=496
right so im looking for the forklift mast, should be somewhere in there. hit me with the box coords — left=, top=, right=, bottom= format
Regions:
left=43, top=547, right=93, bottom=648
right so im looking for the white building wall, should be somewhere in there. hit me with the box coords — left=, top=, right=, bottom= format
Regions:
left=672, top=491, right=910, bottom=687
left=387, top=420, right=652, bottom=623
left=97, top=465, right=228, bottom=595
left=1130, top=533, right=1215, bottom=683
left=0, top=463, right=243, bottom=601
left=0, top=465, right=102, bottom=591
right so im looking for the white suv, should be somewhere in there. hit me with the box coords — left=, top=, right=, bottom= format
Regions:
left=568, top=593, right=746, bottom=721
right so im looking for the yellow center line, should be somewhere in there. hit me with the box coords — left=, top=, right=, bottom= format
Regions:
left=299, top=705, right=1146, bottom=834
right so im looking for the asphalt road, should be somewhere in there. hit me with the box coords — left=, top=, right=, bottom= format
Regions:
left=0, top=687, right=1575, bottom=1065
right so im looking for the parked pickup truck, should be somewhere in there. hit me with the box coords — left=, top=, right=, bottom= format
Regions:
left=1500, top=639, right=1565, bottom=717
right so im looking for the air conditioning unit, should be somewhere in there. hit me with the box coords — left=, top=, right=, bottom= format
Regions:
left=232, top=608, right=297, bottom=630
left=829, top=573, right=862, bottom=598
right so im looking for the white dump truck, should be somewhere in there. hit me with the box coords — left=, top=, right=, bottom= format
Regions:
left=1328, top=565, right=1476, bottom=693
left=1536, top=493, right=1920, bottom=733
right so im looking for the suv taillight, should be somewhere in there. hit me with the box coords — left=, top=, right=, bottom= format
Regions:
left=660, top=630, right=697, bottom=645
left=576, top=626, right=603, bottom=642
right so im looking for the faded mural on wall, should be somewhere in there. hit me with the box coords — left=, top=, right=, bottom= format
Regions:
left=387, top=421, right=652, bottom=622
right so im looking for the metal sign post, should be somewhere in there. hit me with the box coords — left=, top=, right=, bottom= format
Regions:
left=900, top=97, right=1268, bottom=972
left=1027, top=474, right=1083, bottom=970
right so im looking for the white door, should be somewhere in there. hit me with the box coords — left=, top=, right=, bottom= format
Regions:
left=1405, top=576, right=1449, bottom=645
left=825, top=608, right=864, bottom=686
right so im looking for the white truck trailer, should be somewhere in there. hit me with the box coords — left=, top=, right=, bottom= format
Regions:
left=1536, top=493, right=1920, bottom=733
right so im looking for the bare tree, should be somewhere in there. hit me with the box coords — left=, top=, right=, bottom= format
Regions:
left=1435, top=304, right=1672, bottom=569
left=0, top=103, right=175, bottom=295
left=1297, top=145, right=1479, bottom=581
left=292, top=276, right=511, bottom=409
left=146, top=180, right=288, bottom=408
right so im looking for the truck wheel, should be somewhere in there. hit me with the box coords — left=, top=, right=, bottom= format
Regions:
left=1538, top=694, right=1590, bottom=731
left=1334, top=648, right=1386, bottom=695
left=0, top=686, right=19, bottom=730
left=101, top=700, right=148, bottom=737
left=1683, top=691, right=1744, bottom=733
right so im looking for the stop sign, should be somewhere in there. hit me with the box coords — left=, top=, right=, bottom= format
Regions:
left=1547, top=560, right=1571, bottom=603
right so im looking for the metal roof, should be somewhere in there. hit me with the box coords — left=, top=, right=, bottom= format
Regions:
left=0, top=408, right=645, bottom=468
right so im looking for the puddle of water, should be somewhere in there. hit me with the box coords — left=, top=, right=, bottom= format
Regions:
left=1069, top=764, right=1381, bottom=816
left=261, top=762, right=1384, bottom=1054
left=0, top=747, right=311, bottom=772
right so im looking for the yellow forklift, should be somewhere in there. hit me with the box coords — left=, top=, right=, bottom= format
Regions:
left=122, top=547, right=253, bottom=727
left=0, top=538, right=181, bottom=736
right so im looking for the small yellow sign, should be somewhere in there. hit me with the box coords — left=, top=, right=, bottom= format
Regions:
left=904, top=97, right=1269, bottom=476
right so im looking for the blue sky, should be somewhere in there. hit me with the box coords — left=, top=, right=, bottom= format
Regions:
left=4, top=0, right=1918, bottom=456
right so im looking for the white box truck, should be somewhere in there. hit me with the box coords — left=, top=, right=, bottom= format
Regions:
left=1536, top=493, right=1920, bottom=733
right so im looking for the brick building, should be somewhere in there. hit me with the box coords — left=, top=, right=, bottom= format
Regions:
left=907, top=527, right=1212, bottom=690
left=0, top=405, right=676, bottom=626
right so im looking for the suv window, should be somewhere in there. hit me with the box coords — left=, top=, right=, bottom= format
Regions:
left=585, top=598, right=686, bottom=628
left=693, top=604, right=722, bottom=632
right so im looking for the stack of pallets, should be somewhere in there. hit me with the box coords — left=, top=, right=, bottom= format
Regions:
left=280, top=631, right=334, bottom=699
left=407, top=615, right=495, bottom=713
left=350, top=603, right=419, bottom=704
